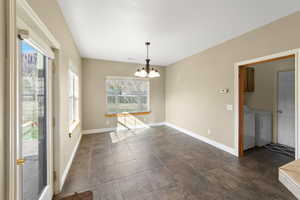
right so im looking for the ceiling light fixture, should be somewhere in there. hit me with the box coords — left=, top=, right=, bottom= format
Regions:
left=135, top=42, right=160, bottom=78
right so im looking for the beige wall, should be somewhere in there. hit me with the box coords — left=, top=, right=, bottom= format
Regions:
left=82, top=58, right=165, bottom=131
left=245, top=58, right=295, bottom=143
left=25, top=0, right=82, bottom=190
left=0, top=0, right=5, bottom=198
left=166, top=11, right=300, bottom=148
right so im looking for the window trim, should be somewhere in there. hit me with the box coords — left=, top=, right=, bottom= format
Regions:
left=105, top=111, right=151, bottom=117
left=105, top=76, right=151, bottom=115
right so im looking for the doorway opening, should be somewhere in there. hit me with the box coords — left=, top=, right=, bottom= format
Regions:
left=235, top=50, right=300, bottom=160
left=242, top=55, right=296, bottom=160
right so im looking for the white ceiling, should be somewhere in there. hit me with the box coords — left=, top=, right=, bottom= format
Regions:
left=58, top=0, right=300, bottom=66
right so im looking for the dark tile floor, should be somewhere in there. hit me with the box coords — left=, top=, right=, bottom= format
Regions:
left=56, top=126, right=296, bottom=200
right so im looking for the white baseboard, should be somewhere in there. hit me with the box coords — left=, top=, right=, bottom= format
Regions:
left=165, top=122, right=238, bottom=156
left=82, top=127, right=116, bottom=134
left=149, top=122, right=166, bottom=126
left=59, top=133, right=82, bottom=191
left=279, top=170, right=300, bottom=199
left=82, top=122, right=166, bottom=135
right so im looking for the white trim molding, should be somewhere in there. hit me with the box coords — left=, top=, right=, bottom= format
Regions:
left=82, top=122, right=166, bottom=135
left=16, top=0, right=60, bottom=49
left=59, top=134, right=82, bottom=191
left=6, top=0, right=17, bottom=199
left=234, top=49, right=300, bottom=158
left=38, top=185, right=53, bottom=200
left=82, top=127, right=116, bottom=135
left=279, top=169, right=300, bottom=199
left=165, top=122, right=238, bottom=156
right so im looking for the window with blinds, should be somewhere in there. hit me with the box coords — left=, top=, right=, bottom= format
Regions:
left=106, top=77, right=150, bottom=114
left=69, top=70, right=79, bottom=128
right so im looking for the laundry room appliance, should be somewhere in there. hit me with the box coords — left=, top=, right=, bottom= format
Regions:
left=243, top=106, right=255, bottom=150
left=255, top=110, right=272, bottom=147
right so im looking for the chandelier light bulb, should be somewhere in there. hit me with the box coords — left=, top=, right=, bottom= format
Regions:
left=140, top=68, right=147, bottom=77
left=134, top=69, right=141, bottom=77
left=148, top=68, right=156, bottom=78
left=154, top=69, right=160, bottom=77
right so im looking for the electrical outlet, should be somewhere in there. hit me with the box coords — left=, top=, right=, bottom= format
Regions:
left=208, top=129, right=211, bottom=135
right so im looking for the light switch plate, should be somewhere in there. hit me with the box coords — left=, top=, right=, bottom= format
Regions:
left=226, top=104, right=233, bottom=111
left=219, top=89, right=229, bottom=94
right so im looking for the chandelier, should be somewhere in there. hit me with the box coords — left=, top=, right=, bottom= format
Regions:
left=135, top=42, right=160, bottom=78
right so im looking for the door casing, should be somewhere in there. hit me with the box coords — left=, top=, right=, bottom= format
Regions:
left=6, top=0, right=61, bottom=199
left=234, top=50, right=300, bottom=158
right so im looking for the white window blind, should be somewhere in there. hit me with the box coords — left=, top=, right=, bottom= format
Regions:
left=69, top=71, right=79, bottom=128
left=106, top=77, right=150, bottom=114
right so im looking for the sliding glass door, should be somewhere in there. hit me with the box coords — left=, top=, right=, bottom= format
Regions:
left=17, top=40, right=53, bottom=200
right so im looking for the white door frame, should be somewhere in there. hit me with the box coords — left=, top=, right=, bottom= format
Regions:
left=234, top=49, right=300, bottom=158
left=6, top=0, right=18, bottom=199
left=6, top=0, right=61, bottom=199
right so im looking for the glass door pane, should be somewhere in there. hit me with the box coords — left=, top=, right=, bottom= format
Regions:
left=20, top=40, right=48, bottom=200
